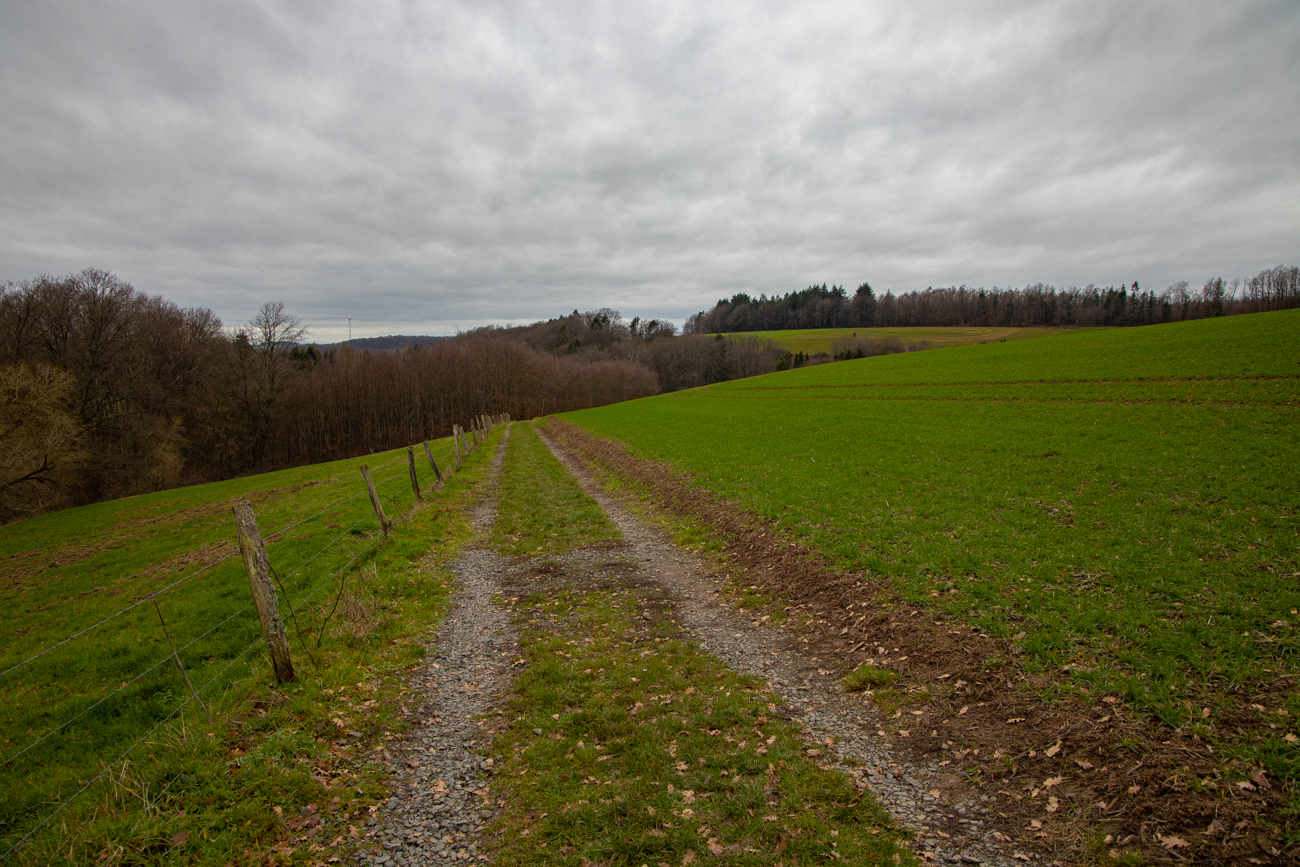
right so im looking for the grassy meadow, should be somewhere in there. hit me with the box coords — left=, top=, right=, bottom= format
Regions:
left=721, top=325, right=1068, bottom=355
left=566, top=311, right=1300, bottom=779
left=0, top=432, right=485, bottom=863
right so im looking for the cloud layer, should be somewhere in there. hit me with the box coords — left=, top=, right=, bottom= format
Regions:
left=2, top=1, right=1297, bottom=339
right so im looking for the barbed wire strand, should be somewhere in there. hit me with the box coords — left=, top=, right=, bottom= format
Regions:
left=0, top=439, right=463, bottom=854
left=0, top=454, right=411, bottom=682
left=260, top=485, right=370, bottom=542
left=0, top=549, right=241, bottom=681
left=290, top=536, right=383, bottom=616
left=0, top=605, right=254, bottom=770
left=0, top=634, right=263, bottom=862
left=270, top=511, right=378, bottom=587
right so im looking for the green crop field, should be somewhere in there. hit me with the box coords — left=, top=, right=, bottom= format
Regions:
left=721, top=325, right=1069, bottom=355
left=566, top=311, right=1300, bottom=781
left=0, top=433, right=480, bottom=863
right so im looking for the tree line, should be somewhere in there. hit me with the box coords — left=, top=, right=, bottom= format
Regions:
left=685, top=265, right=1300, bottom=334
left=9, top=264, right=1296, bottom=519
left=0, top=271, right=657, bottom=519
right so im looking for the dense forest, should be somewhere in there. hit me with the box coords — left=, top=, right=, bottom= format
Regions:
left=685, top=265, right=1300, bottom=334
left=0, top=271, right=670, bottom=519
left=6, top=264, right=1297, bottom=519
left=0, top=271, right=789, bottom=519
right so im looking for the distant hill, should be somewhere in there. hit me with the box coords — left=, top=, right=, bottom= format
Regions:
left=312, top=335, right=450, bottom=351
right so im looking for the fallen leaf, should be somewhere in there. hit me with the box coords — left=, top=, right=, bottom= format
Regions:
left=1237, top=780, right=1257, bottom=792
left=1028, top=820, right=1042, bottom=830
left=958, top=706, right=969, bottom=716
left=682, top=852, right=697, bottom=865
left=1159, top=835, right=1190, bottom=849
left=1007, top=718, right=1026, bottom=724
left=170, top=831, right=190, bottom=846
left=807, top=749, right=822, bottom=757
left=1045, top=741, right=1062, bottom=757
left=1043, top=776, right=1063, bottom=788
left=1127, top=784, right=1141, bottom=795
left=1075, top=759, right=1094, bottom=770
left=1286, top=734, right=1298, bottom=744
left=1102, top=696, right=1119, bottom=704
left=1046, top=796, right=1059, bottom=813
left=707, top=838, right=725, bottom=856
left=1201, top=707, right=1211, bottom=719
left=1204, top=819, right=1227, bottom=835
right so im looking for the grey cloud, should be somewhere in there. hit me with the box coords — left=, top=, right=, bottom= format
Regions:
left=1, top=1, right=1296, bottom=340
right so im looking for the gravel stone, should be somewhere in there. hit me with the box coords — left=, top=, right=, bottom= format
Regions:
left=358, top=430, right=517, bottom=866
left=538, top=426, right=1019, bottom=867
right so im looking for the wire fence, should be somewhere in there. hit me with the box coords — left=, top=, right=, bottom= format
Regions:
left=0, top=417, right=507, bottom=861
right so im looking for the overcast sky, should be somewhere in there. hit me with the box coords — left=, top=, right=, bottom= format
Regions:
left=1, top=2, right=1296, bottom=340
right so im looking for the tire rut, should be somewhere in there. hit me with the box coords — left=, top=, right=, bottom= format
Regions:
left=535, top=425, right=1021, bottom=867
left=358, top=429, right=517, bottom=867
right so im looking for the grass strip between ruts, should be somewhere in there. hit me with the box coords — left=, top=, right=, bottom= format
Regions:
left=485, top=581, right=914, bottom=866
left=493, top=422, right=622, bottom=557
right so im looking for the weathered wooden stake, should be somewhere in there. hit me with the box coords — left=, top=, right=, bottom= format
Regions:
left=360, top=464, right=390, bottom=537
left=232, top=501, right=296, bottom=684
left=406, top=446, right=423, bottom=504
left=453, top=426, right=462, bottom=464
left=423, top=441, right=442, bottom=483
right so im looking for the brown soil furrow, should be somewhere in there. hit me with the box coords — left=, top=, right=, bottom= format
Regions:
left=541, top=418, right=1292, bottom=867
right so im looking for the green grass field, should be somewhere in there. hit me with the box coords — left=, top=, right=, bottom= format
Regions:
left=721, top=325, right=1070, bottom=355
left=0, top=433, right=480, bottom=863
left=566, top=311, right=1300, bottom=779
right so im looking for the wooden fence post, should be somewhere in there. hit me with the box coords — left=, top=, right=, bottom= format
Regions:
left=453, top=426, right=462, bottom=465
left=360, top=464, right=390, bottom=537
left=407, top=446, right=423, bottom=504
left=232, top=502, right=296, bottom=684
left=423, top=441, right=442, bottom=483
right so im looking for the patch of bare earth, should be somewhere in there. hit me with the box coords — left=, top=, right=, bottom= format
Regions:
left=543, top=418, right=1293, bottom=867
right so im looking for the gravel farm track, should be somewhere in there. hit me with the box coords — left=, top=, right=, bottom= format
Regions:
left=352, top=420, right=1290, bottom=867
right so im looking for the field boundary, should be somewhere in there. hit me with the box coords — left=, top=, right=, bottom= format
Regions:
left=0, top=416, right=507, bottom=861
left=544, top=416, right=1292, bottom=865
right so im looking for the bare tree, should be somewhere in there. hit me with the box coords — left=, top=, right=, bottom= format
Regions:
left=0, top=363, right=85, bottom=519
left=231, top=302, right=309, bottom=469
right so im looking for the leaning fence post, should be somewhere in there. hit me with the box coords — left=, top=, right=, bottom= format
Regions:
left=360, top=464, right=390, bottom=537
left=453, top=426, right=462, bottom=465
left=423, top=441, right=442, bottom=483
left=232, top=502, right=296, bottom=684
left=407, top=446, right=423, bottom=504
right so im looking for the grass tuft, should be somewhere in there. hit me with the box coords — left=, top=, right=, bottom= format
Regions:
left=842, top=664, right=901, bottom=692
